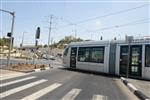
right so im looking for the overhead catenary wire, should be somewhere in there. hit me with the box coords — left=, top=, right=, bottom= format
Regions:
left=56, top=4, right=149, bottom=31
left=82, top=18, right=150, bottom=33
left=78, top=20, right=149, bottom=41
left=57, top=17, right=93, bottom=32
left=43, top=4, right=149, bottom=41
left=75, top=4, right=149, bottom=25
left=58, top=17, right=150, bottom=35
left=59, top=18, right=91, bottom=37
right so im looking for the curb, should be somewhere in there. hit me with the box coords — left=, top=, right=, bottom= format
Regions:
left=0, top=65, right=52, bottom=73
left=120, top=77, right=150, bottom=100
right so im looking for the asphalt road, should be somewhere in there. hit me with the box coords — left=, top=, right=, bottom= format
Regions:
left=0, top=68, right=138, bottom=100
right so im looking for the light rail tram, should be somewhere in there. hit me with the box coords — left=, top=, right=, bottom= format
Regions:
left=63, top=39, right=150, bottom=80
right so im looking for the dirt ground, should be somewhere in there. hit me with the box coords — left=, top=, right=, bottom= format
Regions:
left=10, top=63, right=48, bottom=72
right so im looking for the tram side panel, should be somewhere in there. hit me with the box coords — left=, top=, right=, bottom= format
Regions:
left=76, top=47, right=90, bottom=71
left=87, top=45, right=110, bottom=73
left=143, top=44, right=150, bottom=79
left=115, top=43, right=150, bottom=80
left=63, top=47, right=71, bottom=68
left=115, top=45, right=120, bottom=76
left=75, top=45, right=110, bottom=73
left=109, top=43, right=117, bottom=75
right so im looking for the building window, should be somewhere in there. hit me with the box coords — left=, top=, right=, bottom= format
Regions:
left=78, top=47, right=105, bottom=63
left=91, top=47, right=104, bottom=63
left=145, top=45, right=150, bottom=67
left=64, top=48, right=69, bottom=56
left=78, top=47, right=90, bottom=62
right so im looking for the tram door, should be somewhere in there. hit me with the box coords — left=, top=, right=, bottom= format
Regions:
left=70, top=47, right=77, bottom=68
left=120, top=45, right=142, bottom=77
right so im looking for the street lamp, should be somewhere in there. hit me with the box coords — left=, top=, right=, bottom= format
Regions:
left=0, top=9, right=15, bottom=66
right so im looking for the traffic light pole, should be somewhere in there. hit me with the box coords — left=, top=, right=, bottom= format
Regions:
left=0, top=9, right=15, bottom=67
left=7, top=12, right=15, bottom=66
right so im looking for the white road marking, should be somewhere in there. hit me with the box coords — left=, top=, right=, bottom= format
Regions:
left=0, top=73, right=27, bottom=81
left=0, top=79, right=47, bottom=98
left=45, top=67, right=50, bottom=70
left=34, top=69, right=41, bottom=72
left=0, top=76, right=36, bottom=87
left=21, top=83, right=62, bottom=100
left=61, top=88, right=81, bottom=100
left=92, top=95, right=108, bottom=100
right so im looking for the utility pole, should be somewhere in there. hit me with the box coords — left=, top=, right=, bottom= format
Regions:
left=126, top=36, right=133, bottom=79
left=75, top=29, right=77, bottom=39
left=91, top=33, right=93, bottom=40
left=21, top=32, right=25, bottom=47
left=0, top=9, right=15, bottom=67
left=72, top=29, right=77, bottom=39
left=48, top=15, right=53, bottom=54
left=51, top=37, right=53, bottom=50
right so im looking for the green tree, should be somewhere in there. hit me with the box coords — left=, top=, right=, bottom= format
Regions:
left=52, top=35, right=83, bottom=49
left=0, top=37, right=10, bottom=47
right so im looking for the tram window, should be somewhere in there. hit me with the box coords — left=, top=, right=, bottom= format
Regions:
left=64, top=48, right=69, bottom=56
left=145, top=45, right=150, bottom=67
left=78, top=47, right=104, bottom=63
left=91, top=47, right=104, bottom=63
left=78, top=47, right=90, bottom=62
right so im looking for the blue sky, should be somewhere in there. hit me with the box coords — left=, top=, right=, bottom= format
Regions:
left=0, top=0, right=149, bottom=46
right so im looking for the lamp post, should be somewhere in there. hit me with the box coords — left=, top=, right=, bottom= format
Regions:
left=0, top=9, right=15, bottom=66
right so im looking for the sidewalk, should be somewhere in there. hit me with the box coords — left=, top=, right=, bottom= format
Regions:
left=127, top=78, right=150, bottom=98
left=0, top=69, right=26, bottom=81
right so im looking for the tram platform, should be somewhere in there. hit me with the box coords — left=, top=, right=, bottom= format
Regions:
left=121, top=77, right=150, bottom=100
left=127, top=78, right=150, bottom=99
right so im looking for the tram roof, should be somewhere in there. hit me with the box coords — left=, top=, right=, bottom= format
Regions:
left=69, top=40, right=110, bottom=46
left=68, top=39, right=150, bottom=47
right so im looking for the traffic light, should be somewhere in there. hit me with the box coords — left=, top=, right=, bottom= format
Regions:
left=35, top=27, right=40, bottom=39
left=7, top=32, right=12, bottom=37
left=35, top=40, right=38, bottom=46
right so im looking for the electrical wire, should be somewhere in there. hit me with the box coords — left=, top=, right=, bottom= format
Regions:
left=83, top=18, right=150, bottom=33
left=75, top=4, right=149, bottom=25
left=57, top=4, right=149, bottom=30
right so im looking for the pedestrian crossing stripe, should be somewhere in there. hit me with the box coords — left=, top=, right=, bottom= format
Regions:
left=0, top=73, right=27, bottom=81
left=61, top=88, right=81, bottom=100
left=0, top=76, right=36, bottom=87
left=20, top=83, right=62, bottom=100
left=92, top=95, right=108, bottom=100
left=0, top=79, right=47, bottom=98
left=0, top=78, right=108, bottom=100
